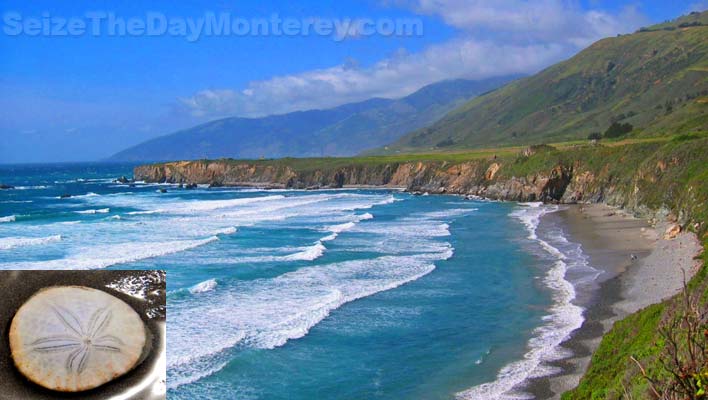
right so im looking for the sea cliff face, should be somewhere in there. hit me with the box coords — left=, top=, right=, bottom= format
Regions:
left=133, top=158, right=572, bottom=201
left=134, top=139, right=708, bottom=230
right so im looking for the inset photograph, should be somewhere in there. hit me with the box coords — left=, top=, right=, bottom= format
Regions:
left=0, top=270, right=165, bottom=400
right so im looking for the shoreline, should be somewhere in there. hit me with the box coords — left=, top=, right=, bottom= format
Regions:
left=526, top=204, right=702, bottom=399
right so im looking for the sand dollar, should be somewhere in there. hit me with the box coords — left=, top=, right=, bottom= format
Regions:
left=9, top=286, right=147, bottom=392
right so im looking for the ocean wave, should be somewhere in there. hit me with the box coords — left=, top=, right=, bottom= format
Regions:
left=457, top=203, right=584, bottom=400
left=73, top=192, right=101, bottom=198
left=171, top=195, right=286, bottom=213
left=214, top=227, right=238, bottom=235
left=126, top=209, right=164, bottom=215
left=418, top=208, right=478, bottom=219
left=14, top=185, right=50, bottom=190
left=167, top=250, right=447, bottom=389
left=0, top=235, right=62, bottom=250
left=282, top=241, right=327, bottom=261
left=0, top=215, right=16, bottom=223
left=2, top=236, right=219, bottom=270
left=190, top=279, right=218, bottom=294
left=75, top=208, right=110, bottom=214
left=0, top=200, right=33, bottom=204
left=319, top=212, right=375, bottom=242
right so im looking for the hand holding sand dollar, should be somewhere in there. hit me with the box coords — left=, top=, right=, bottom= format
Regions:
left=9, top=286, right=147, bottom=392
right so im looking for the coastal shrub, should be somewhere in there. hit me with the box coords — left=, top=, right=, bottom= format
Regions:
left=588, top=132, right=602, bottom=141
left=631, top=278, right=708, bottom=399
left=436, top=138, right=455, bottom=147
left=604, top=122, right=633, bottom=138
left=561, top=303, right=666, bottom=400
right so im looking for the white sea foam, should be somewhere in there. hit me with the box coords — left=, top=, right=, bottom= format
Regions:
left=418, top=208, right=478, bottom=219
left=73, top=192, right=100, bottom=198
left=75, top=208, right=110, bottom=214
left=14, top=185, right=49, bottom=190
left=2, top=236, right=219, bottom=270
left=190, top=279, right=218, bottom=294
left=126, top=209, right=164, bottom=215
left=457, top=203, right=585, bottom=400
left=170, top=195, right=285, bottom=213
left=282, top=241, right=327, bottom=261
left=0, top=235, right=62, bottom=250
left=214, top=227, right=238, bottom=235
left=168, top=251, right=446, bottom=389
left=0, top=215, right=16, bottom=223
left=326, top=221, right=357, bottom=233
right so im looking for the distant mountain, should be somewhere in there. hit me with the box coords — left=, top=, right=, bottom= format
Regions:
left=379, top=11, right=708, bottom=153
left=109, top=76, right=519, bottom=162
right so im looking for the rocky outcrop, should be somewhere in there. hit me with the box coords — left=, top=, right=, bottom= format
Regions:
left=134, top=156, right=576, bottom=202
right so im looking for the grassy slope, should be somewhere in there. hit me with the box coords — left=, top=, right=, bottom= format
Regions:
left=380, top=12, right=708, bottom=154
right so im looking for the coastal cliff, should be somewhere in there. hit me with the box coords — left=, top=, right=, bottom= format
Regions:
left=134, top=138, right=708, bottom=231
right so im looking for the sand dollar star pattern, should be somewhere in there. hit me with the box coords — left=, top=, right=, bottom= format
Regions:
left=30, top=305, right=124, bottom=374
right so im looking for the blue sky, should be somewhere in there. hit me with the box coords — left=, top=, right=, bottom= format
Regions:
left=0, top=0, right=705, bottom=162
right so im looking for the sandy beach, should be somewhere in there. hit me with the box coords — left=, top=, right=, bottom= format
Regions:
left=528, top=204, right=703, bottom=399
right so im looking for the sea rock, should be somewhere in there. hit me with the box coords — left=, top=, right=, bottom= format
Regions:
left=9, top=286, right=147, bottom=392
left=663, top=223, right=681, bottom=240
left=159, top=189, right=167, bottom=193
left=60, top=194, right=72, bottom=199
left=0, top=184, right=14, bottom=189
left=185, top=183, right=197, bottom=189
left=114, top=176, right=130, bottom=184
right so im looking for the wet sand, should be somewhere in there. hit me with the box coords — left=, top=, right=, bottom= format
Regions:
left=527, top=204, right=702, bottom=399
left=0, top=270, right=166, bottom=400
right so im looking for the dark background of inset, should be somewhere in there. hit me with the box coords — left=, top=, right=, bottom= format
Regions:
left=0, top=270, right=166, bottom=400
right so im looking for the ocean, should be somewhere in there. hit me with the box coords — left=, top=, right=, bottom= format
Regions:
left=0, top=163, right=598, bottom=399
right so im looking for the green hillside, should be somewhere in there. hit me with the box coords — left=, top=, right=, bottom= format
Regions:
left=381, top=11, right=708, bottom=153
left=109, top=76, right=517, bottom=162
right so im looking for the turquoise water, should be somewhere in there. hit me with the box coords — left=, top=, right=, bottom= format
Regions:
left=0, top=164, right=595, bottom=399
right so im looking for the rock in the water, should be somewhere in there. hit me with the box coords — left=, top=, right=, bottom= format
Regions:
left=0, top=184, right=14, bottom=190
left=159, top=188, right=167, bottom=193
left=114, top=176, right=130, bottom=184
left=185, top=183, right=197, bottom=190
left=9, top=286, right=147, bottom=392
left=59, top=194, right=72, bottom=199
left=663, top=223, right=681, bottom=240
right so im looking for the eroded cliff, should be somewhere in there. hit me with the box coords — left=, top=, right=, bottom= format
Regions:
left=134, top=137, right=708, bottom=231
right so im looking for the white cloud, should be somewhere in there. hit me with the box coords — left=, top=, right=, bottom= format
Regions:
left=391, top=0, right=648, bottom=47
left=687, top=1, right=708, bottom=12
left=178, top=1, right=650, bottom=120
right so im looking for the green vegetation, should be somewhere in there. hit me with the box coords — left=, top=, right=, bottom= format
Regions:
left=563, top=303, right=666, bottom=399
left=604, top=122, right=633, bottom=138
left=380, top=11, right=708, bottom=154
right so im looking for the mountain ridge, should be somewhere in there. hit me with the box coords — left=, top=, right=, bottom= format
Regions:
left=109, top=76, right=519, bottom=162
